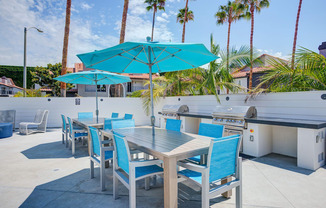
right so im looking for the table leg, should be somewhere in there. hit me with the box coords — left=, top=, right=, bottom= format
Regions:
left=144, top=153, right=150, bottom=190
left=164, top=156, right=178, bottom=208
left=221, top=177, right=232, bottom=198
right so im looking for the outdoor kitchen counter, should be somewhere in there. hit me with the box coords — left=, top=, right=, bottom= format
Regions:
left=246, top=117, right=326, bottom=129
left=177, top=112, right=213, bottom=119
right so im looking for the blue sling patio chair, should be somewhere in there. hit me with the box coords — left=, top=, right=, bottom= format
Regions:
left=166, top=119, right=182, bottom=132
left=112, top=133, right=163, bottom=208
left=103, top=118, right=124, bottom=131
left=78, top=112, right=93, bottom=119
left=89, top=126, right=113, bottom=191
left=111, top=112, right=119, bottom=118
left=124, top=113, right=133, bottom=120
left=61, top=114, right=69, bottom=145
left=67, top=117, right=88, bottom=155
left=178, top=134, right=242, bottom=208
left=187, top=123, right=224, bottom=164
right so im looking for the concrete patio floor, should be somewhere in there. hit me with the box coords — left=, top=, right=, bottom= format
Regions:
left=0, top=129, right=326, bottom=208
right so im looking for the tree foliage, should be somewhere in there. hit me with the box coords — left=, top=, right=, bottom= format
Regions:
left=252, top=47, right=326, bottom=93
left=14, top=89, right=50, bottom=97
left=30, top=63, right=73, bottom=96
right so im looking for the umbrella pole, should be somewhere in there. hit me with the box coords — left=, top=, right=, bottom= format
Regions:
left=148, top=46, right=155, bottom=133
left=95, top=79, right=99, bottom=123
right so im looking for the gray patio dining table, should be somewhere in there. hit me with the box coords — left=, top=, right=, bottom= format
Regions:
left=72, top=117, right=123, bottom=155
left=101, top=126, right=213, bottom=208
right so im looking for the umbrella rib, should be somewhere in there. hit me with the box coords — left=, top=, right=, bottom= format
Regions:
left=154, top=47, right=196, bottom=68
left=153, top=47, right=167, bottom=63
left=121, top=47, right=146, bottom=64
left=153, top=49, right=182, bottom=65
left=120, top=47, right=147, bottom=72
left=88, top=45, right=142, bottom=68
left=143, top=45, right=150, bottom=64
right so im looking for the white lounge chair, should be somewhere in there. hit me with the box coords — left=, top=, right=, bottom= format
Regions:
left=19, top=110, right=49, bottom=135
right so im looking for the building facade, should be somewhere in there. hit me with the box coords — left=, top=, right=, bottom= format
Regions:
left=0, top=76, right=23, bottom=96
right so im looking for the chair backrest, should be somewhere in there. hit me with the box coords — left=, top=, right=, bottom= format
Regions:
left=111, top=112, right=119, bottom=118
left=111, top=119, right=135, bottom=130
left=104, top=118, right=124, bottom=130
left=78, top=112, right=93, bottom=119
left=61, top=114, right=67, bottom=131
left=89, top=126, right=101, bottom=156
left=67, top=117, right=73, bottom=136
left=198, top=123, right=224, bottom=139
left=37, top=110, right=49, bottom=131
left=124, top=114, right=133, bottom=120
left=34, top=109, right=45, bottom=123
left=166, top=119, right=182, bottom=132
left=207, top=134, right=241, bottom=183
left=112, top=133, right=131, bottom=174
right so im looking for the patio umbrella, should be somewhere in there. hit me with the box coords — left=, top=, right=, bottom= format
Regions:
left=77, top=39, right=218, bottom=128
left=54, top=70, right=131, bottom=123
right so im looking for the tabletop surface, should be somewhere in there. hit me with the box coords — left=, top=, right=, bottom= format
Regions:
left=106, top=126, right=212, bottom=159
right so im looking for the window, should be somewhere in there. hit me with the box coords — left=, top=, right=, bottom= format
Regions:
left=127, top=83, right=132, bottom=92
left=85, top=85, right=106, bottom=92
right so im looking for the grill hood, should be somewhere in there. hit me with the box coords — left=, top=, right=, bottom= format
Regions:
left=212, top=106, right=257, bottom=119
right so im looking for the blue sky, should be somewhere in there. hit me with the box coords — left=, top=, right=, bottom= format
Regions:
left=0, top=0, right=325, bottom=67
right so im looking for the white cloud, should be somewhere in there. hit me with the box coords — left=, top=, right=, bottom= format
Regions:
left=257, top=48, right=289, bottom=60
left=0, top=0, right=117, bottom=67
left=115, top=0, right=174, bottom=42
left=81, top=2, right=92, bottom=10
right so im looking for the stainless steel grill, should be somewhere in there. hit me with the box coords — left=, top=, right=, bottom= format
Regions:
left=212, top=106, right=257, bottom=130
left=161, top=104, right=189, bottom=118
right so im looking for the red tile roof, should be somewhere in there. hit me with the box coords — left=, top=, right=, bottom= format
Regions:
left=0, top=82, right=23, bottom=90
left=121, top=73, right=159, bottom=80
left=232, top=66, right=272, bottom=78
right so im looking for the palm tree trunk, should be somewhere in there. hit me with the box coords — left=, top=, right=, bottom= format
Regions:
left=291, top=0, right=303, bottom=70
left=226, top=20, right=231, bottom=94
left=119, top=0, right=129, bottom=44
left=151, top=10, right=156, bottom=41
left=249, top=4, right=254, bottom=90
left=182, top=0, right=189, bottom=43
left=61, top=0, right=71, bottom=97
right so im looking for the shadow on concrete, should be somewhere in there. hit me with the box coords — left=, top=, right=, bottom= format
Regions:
left=252, top=153, right=315, bottom=175
left=21, top=141, right=89, bottom=159
left=19, top=166, right=231, bottom=208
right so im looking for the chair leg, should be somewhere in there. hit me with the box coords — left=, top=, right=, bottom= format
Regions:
left=100, top=159, right=106, bottom=191
left=90, top=159, right=94, bottom=179
left=129, top=177, right=136, bottom=208
left=113, top=172, right=119, bottom=199
left=201, top=173, right=209, bottom=208
left=72, top=134, right=75, bottom=155
left=65, top=132, right=69, bottom=148
left=144, top=153, right=150, bottom=190
left=62, top=132, right=64, bottom=144
left=236, top=185, right=242, bottom=208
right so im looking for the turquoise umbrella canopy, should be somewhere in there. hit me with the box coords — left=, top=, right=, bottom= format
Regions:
left=54, top=70, right=131, bottom=85
left=77, top=41, right=218, bottom=73
left=77, top=40, right=218, bottom=128
left=55, top=70, right=131, bottom=122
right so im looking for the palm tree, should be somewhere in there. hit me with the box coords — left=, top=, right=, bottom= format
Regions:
left=241, top=0, right=269, bottom=90
left=215, top=1, right=246, bottom=73
left=120, top=0, right=129, bottom=44
left=60, top=0, right=71, bottom=97
left=177, top=7, right=194, bottom=42
left=291, top=0, right=303, bottom=70
left=194, top=34, right=251, bottom=101
left=145, top=0, right=166, bottom=41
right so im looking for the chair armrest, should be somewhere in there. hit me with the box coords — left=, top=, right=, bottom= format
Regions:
left=130, top=159, right=163, bottom=168
left=178, top=161, right=207, bottom=173
left=102, top=146, right=114, bottom=152
left=101, top=140, right=112, bottom=145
